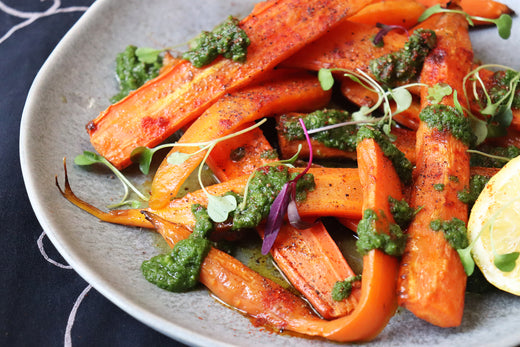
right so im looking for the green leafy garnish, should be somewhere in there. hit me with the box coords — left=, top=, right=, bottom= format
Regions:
left=418, top=5, right=512, bottom=39
left=74, top=151, right=148, bottom=208
left=135, top=47, right=165, bottom=64
left=427, top=83, right=453, bottom=104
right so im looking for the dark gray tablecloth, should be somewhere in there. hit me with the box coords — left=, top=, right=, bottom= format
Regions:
left=1, top=1, right=188, bottom=345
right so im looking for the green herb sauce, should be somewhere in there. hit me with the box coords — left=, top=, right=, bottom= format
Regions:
left=369, top=29, right=437, bottom=87
left=429, top=217, right=469, bottom=250
left=357, top=126, right=413, bottom=185
left=488, top=69, right=520, bottom=109
left=141, top=235, right=211, bottom=292
left=356, top=209, right=407, bottom=256
left=418, top=104, right=475, bottom=146
left=280, top=109, right=358, bottom=151
left=457, top=174, right=490, bottom=206
left=111, top=45, right=162, bottom=103
left=470, top=144, right=520, bottom=168
left=183, top=16, right=250, bottom=68
left=232, top=166, right=315, bottom=230
left=332, top=275, right=362, bottom=301
left=433, top=183, right=445, bottom=191
left=388, top=196, right=415, bottom=229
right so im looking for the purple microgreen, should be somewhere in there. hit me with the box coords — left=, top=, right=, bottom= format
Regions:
left=261, top=182, right=293, bottom=254
left=261, top=119, right=314, bottom=254
left=373, top=23, right=408, bottom=46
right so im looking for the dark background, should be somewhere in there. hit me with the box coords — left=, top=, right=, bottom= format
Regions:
left=0, top=1, right=188, bottom=346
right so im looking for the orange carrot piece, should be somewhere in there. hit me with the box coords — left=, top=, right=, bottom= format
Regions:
left=260, top=222, right=361, bottom=319
left=397, top=11, right=473, bottom=327
left=142, top=212, right=326, bottom=332
left=276, top=113, right=417, bottom=163
left=339, top=77, right=422, bottom=130
left=205, top=124, right=277, bottom=182
left=87, top=0, right=380, bottom=169
left=149, top=71, right=330, bottom=209
left=417, top=0, right=513, bottom=22
left=349, top=0, right=426, bottom=28
left=57, top=167, right=364, bottom=230
left=282, top=20, right=408, bottom=73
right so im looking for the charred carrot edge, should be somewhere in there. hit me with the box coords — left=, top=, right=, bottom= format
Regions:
left=88, top=0, right=380, bottom=169
left=349, top=0, right=426, bottom=28
left=276, top=113, right=417, bottom=163
left=149, top=70, right=330, bottom=209
left=397, top=11, right=473, bottom=327
left=282, top=20, right=408, bottom=73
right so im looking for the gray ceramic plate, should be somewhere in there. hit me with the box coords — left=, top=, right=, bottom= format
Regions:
left=20, top=0, right=520, bottom=346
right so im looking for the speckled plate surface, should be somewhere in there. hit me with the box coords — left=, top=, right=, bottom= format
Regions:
left=20, top=0, right=520, bottom=346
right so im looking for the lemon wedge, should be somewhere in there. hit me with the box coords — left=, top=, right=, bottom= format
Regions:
left=468, top=156, right=520, bottom=296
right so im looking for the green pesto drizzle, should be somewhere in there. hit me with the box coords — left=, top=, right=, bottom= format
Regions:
left=369, top=29, right=437, bottom=87
left=429, top=218, right=469, bottom=250
left=280, top=109, right=358, bottom=152
left=183, top=16, right=250, bottom=68
left=418, top=104, right=475, bottom=146
left=356, top=209, right=407, bottom=256
left=457, top=174, right=491, bottom=206
left=111, top=45, right=162, bottom=103
left=332, top=275, right=362, bottom=301
left=356, top=126, right=413, bottom=185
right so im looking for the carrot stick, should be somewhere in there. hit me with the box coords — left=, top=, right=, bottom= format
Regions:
left=87, top=0, right=380, bottom=169
left=417, top=0, right=513, bottom=23
left=397, top=11, right=473, bottom=327
left=339, top=77, right=422, bottom=130
left=149, top=70, right=330, bottom=209
left=142, top=212, right=326, bottom=332
left=57, top=166, right=363, bottom=229
left=282, top=20, right=408, bottom=73
left=205, top=124, right=277, bottom=182
left=349, top=0, right=426, bottom=28
left=276, top=113, right=417, bottom=163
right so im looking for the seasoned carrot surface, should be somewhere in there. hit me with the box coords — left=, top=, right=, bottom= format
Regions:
left=88, top=0, right=379, bottom=169
left=149, top=70, right=330, bottom=209
left=397, top=11, right=473, bottom=327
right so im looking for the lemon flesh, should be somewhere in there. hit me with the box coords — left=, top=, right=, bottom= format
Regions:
left=468, top=156, right=520, bottom=296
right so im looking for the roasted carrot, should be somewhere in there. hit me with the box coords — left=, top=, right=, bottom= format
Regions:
left=142, top=212, right=327, bottom=332
left=260, top=222, right=361, bottom=319
left=207, top=123, right=359, bottom=319
left=339, top=77, right=422, bottom=130
left=282, top=20, right=408, bottom=73
left=149, top=70, right=330, bottom=209
left=349, top=0, right=426, bottom=28
left=416, top=0, right=513, bottom=23
left=205, top=124, right=277, bottom=182
left=397, top=10, right=473, bottom=327
left=276, top=113, right=417, bottom=163
left=87, top=0, right=380, bottom=169
left=57, top=166, right=364, bottom=229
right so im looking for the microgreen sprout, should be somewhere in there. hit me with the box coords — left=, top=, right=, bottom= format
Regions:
left=458, top=195, right=520, bottom=276
left=462, top=64, right=519, bottom=145
left=316, top=67, right=422, bottom=136
left=262, top=118, right=314, bottom=255
left=74, top=151, right=148, bottom=208
left=418, top=5, right=513, bottom=39
left=466, top=149, right=511, bottom=165
left=133, top=119, right=267, bottom=222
